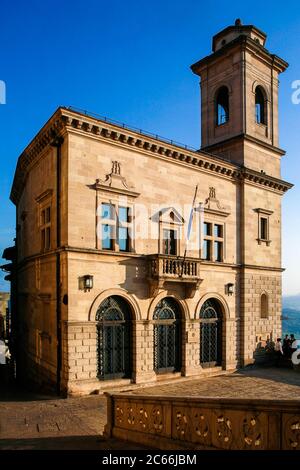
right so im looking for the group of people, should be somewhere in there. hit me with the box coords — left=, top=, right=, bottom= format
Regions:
left=274, top=334, right=297, bottom=366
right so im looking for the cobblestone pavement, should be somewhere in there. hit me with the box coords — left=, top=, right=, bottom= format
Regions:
left=130, top=367, right=300, bottom=399
left=0, top=379, right=145, bottom=450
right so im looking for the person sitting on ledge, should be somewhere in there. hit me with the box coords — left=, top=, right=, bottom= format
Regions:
left=274, top=338, right=284, bottom=367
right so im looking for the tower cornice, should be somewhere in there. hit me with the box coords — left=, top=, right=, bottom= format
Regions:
left=191, top=35, right=288, bottom=76
left=202, top=133, right=286, bottom=157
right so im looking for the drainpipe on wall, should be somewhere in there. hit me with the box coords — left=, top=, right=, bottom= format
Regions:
left=51, top=134, right=64, bottom=396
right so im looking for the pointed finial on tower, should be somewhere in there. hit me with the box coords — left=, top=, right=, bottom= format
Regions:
left=235, top=18, right=242, bottom=26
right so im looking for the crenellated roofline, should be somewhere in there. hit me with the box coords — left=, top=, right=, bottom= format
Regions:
left=10, top=106, right=293, bottom=205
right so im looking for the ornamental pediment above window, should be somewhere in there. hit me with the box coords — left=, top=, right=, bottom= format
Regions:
left=90, top=160, right=140, bottom=198
left=204, top=187, right=230, bottom=217
left=150, top=207, right=185, bottom=225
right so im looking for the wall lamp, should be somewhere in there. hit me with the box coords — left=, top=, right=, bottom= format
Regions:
left=226, top=283, right=234, bottom=295
left=79, top=275, right=94, bottom=292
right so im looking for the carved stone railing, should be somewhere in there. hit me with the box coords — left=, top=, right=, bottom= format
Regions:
left=105, top=393, right=300, bottom=450
left=148, top=255, right=202, bottom=296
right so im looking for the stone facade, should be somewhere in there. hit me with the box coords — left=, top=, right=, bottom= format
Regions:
left=8, top=20, right=292, bottom=395
left=0, top=292, right=10, bottom=339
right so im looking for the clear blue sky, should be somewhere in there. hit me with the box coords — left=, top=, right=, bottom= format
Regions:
left=0, top=0, right=299, bottom=295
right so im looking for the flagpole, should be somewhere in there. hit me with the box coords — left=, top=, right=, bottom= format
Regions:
left=180, top=184, right=198, bottom=277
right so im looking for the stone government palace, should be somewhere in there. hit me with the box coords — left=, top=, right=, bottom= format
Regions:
left=3, top=19, right=293, bottom=395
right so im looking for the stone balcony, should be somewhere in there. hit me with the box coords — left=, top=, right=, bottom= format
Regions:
left=147, top=254, right=202, bottom=296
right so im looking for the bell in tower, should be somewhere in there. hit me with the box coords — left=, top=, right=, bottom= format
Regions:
left=191, top=19, right=288, bottom=178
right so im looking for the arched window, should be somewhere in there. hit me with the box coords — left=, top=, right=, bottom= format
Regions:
left=199, top=299, right=222, bottom=367
left=153, top=297, right=181, bottom=373
left=96, top=295, right=132, bottom=380
left=260, top=293, right=268, bottom=319
left=216, top=86, right=229, bottom=125
left=255, top=86, right=266, bottom=124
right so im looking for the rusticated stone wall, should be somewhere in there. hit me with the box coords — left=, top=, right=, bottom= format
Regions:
left=240, top=271, right=282, bottom=365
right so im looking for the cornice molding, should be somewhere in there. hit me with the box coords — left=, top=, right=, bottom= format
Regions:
left=10, top=111, right=65, bottom=204
left=35, top=188, right=53, bottom=203
left=10, top=107, right=293, bottom=205
left=191, top=35, right=288, bottom=75
left=93, top=182, right=140, bottom=198
left=242, top=264, right=284, bottom=273
left=241, top=167, right=293, bottom=193
left=254, top=208, right=274, bottom=216
left=202, top=132, right=286, bottom=157
left=16, top=245, right=285, bottom=274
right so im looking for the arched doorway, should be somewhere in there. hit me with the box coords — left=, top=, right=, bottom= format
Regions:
left=96, top=295, right=131, bottom=380
left=199, top=299, right=222, bottom=368
left=153, top=297, right=181, bottom=373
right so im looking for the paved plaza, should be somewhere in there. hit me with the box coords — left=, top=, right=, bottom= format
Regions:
left=0, top=366, right=299, bottom=450
left=130, top=366, right=300, bottom=400
left=0, top=378, right=143, bottom=450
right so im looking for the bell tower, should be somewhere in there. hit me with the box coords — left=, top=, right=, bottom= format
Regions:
left=191, top=19, right=288, bottom=178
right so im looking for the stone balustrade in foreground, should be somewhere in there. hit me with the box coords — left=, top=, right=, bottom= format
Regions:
left=105, top=393, right=300, bottom=450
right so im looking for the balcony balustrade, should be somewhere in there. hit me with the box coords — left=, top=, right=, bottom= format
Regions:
left=148, top=254, right=202, bottom=296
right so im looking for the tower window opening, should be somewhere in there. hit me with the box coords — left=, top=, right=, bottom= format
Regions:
left=255, top=86, right=266, bottom=124
left=216, top=86, right=229, bottom=126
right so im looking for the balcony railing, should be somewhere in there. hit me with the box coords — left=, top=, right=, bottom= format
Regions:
left=148, top=254, right=201, bottom=285
left=150, top=255, right=200, bottom=280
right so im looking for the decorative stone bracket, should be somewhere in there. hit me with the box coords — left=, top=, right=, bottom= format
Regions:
left=204, top=187, right=230, bottom=217
left=91, top=160, right=140, bottom=198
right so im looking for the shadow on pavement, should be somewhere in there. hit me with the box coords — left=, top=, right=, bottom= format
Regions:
left=0, top=435, right=147, bottom=450
left=0, top=365, right=61, bottom=402
left=0, top=381, right=60, bottom=402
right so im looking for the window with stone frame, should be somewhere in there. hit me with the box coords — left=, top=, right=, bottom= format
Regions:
left=163, top=228, right=178, bottom=256
left=100, top=202, right=132, bottom=252
left=93, top=160, right=140, bottom=252
left=40, top=205, right=51, bottom=251
left=201, top=221, right=224, bottom=262
left=36, top=190, right=53, bottom=253
left=260, top=293, right=269, bottom=319
left=255, top=208, right=273, bottom=246
left=157, top=208, right=183, bottom=257
left=260, top=217, right=268, bottom=240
